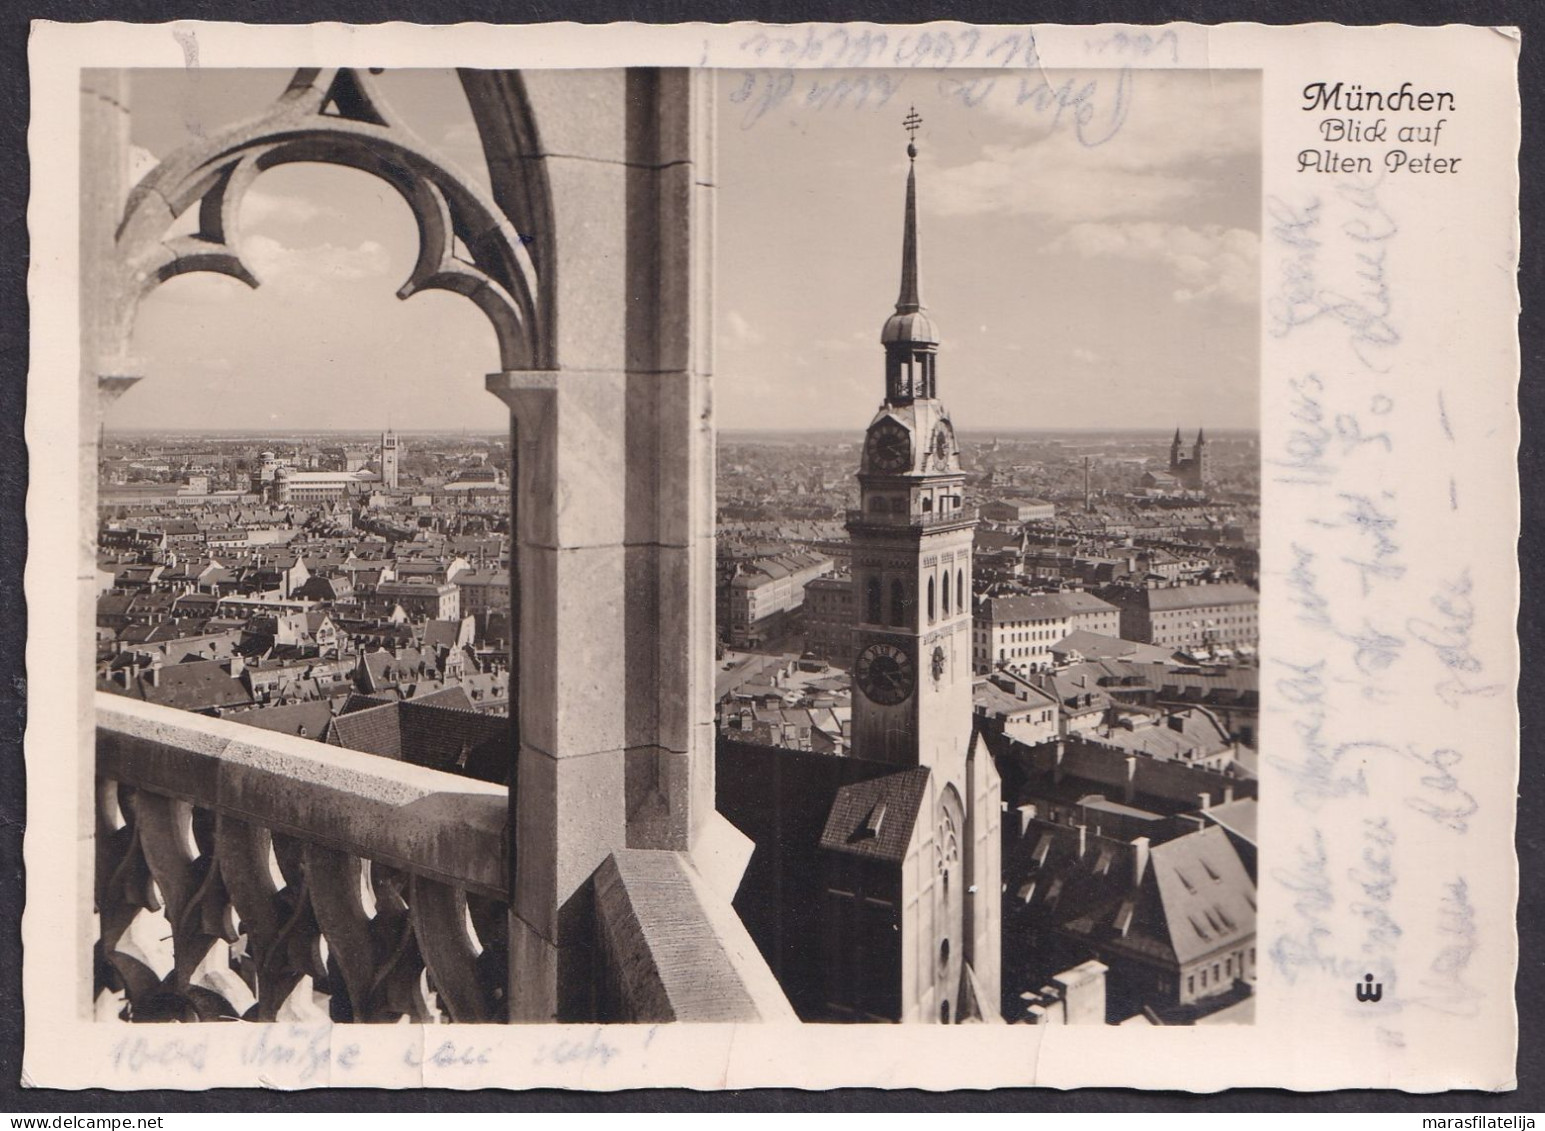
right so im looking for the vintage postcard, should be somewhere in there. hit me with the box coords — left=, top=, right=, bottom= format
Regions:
left=23, top=20, right=1519, bottom=1090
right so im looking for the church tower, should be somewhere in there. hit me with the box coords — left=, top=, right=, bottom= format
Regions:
left=844, top=110, right=1001, bottom=1022
left=380, top=429, right=400, bottom=490
left=1192, top=426, right=1210, bottom=486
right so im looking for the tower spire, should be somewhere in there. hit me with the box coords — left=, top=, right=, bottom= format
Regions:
left=881, top=107, right=939, bottom=403
left=897, top=106, right=923, bottom=313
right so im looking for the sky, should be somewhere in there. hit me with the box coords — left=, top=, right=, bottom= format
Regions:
left=107, top=67, right=1260, bottom=434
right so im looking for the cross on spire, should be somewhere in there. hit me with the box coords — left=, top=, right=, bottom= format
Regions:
left=903, top=106, right=923, bottom=158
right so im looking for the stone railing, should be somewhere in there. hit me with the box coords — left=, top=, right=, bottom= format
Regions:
left=845, top=505, right=979, bottom=531
left=96, top=694, right=510, bottom=1023
left=95, top=693, right=796, bottom=1025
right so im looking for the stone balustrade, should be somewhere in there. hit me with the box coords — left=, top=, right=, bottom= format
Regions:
left=845, top=506, right=980, bottom=531
left=95, top=693, right=795, bottom=1025
left=96, top=694, right=511, bottom=1023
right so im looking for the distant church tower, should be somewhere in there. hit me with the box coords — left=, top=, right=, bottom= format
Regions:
left=843, top=110, right=1001, bottom=1022
left=1168, top=426, right=1211, bottom=491
left=380, top=429, right=400, bottom=490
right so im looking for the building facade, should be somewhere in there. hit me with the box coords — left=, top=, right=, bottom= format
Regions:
left=802, top=574, right=855, bottom=660
left=972, top=590, right=1122, bottom=673
left=717, top=550, right=833, bottom=648
left=1101, top=582, right=1259, bottom=651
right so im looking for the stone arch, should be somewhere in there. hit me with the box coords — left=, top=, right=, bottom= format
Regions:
left=114, top=68, right=552, bottom=372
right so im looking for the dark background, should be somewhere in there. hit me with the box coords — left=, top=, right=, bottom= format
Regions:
left=1, top=0, right=1537, bottom=1114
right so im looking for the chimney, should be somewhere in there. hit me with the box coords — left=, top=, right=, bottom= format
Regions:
left=148, top=661, right=161, bottom=688
left=1198, top=791, right=1211, bottom=811
left=1076, top=823, right=1087, bottom=860
left=1223, top=785, right=1234, bottom=804
left=1131, top=835, right=1151, bottom=886
left=1053, top=740, right=1065, bottom=784
left=229, top=653, right=245, bottom=678
left=1124, top=755, right=1137, bottom=803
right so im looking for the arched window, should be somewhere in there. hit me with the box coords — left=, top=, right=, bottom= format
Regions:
left=866, top=577, right=882, bottom=625
left=957, top=569, right=964, bottom=611
left=890, top=579, right=907, bottom=627
left=927, top=576, right=936, bottom=623
left=942, top=571, right=951, bottom=616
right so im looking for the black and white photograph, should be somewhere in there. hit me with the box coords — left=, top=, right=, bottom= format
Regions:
left=85, top=62, right=1261, bottom=1029
left=21, top=19, right=1520, bottom=1093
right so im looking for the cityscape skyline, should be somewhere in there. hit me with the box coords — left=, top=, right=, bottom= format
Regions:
left=87, top=63, right=1263, bottom=1032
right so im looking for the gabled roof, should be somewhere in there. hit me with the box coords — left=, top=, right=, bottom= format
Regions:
left=225, top=699, right=335, bottom=741
left=326, top=701, right=403, bottom=759
left=1148, top=826, right=1256, bottom=966
left=326, top=694, right=509, bottom=784
left=1203, top=797, right=1258, bottom=845
left=819, top=766, right=931, bottom=863
left=121, top=659, right=254, bottom=712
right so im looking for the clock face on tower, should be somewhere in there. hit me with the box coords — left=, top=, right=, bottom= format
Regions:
left=855, top=641, right=916, bottom=705
left=867, top=419, right=913, bottom=473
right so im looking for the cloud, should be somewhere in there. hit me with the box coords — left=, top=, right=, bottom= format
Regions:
left=929, top=143, right=1198, bottom=223
left=1046, top=222, right=1258, bottom=305
left=242, top=234, right=393, bottom=294
left=724, top=309, right=765, bottom=347
left=926, top=70, right=1259, bottom=225
left=1071, top=346, right=1101, bottom=363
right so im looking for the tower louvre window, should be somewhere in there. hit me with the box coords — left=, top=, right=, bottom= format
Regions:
left=927, top=576, right=936, bottom=622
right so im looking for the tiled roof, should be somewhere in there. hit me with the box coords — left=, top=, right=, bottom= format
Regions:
left=1049, top=631, right=1177, bottom=664
left=398, top=700, right=508, bottom=782
left=226, top=700, right=335, bottom=740
left=130, top=659, right=254, bottom=712
left=406, top=685, right=476, bottom=711
left=819, top=766, right=931, bottom=863
left=326, top=702, right=403, bottom=760
left=326, top=695, right=509, bottom=784
left=982, top=591, right=1117, bottom=622
left=1141, top=583, right=1258, bottom=611
left=420, top=619, right=464, bottom=651
left=339, top=692, right=396, bottom=715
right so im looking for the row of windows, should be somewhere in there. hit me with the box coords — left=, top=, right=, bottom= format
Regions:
left=863, top=569, right=967, bottom=627
left=867, top=492, right=964, bottom=514
left=1187, top=947, right=1255, bottom=997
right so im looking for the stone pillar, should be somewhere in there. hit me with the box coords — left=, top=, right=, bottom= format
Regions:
left=487, top=68, right=716, bottom=1022
left=80, top=69, right=133, bottom=1019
